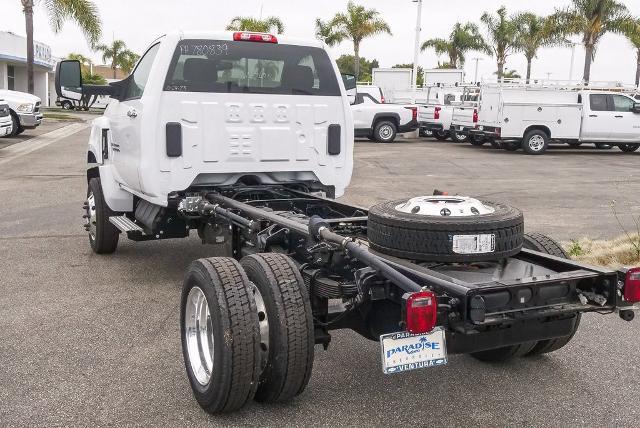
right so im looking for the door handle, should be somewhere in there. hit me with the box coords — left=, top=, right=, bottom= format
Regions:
left=589, top=114, right=598, bottom=117
left=615, top=115, right=623, bottom=118
left=127, top=109, right=138, bottom=118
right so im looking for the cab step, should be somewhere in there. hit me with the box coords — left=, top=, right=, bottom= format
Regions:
left=109, top=216, right=144, bottom=234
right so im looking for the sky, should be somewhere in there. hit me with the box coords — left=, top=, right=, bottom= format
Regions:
left=3, top=0, right=640, bottom=83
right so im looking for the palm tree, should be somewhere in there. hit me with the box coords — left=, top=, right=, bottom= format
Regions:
left=95, top=40, right=138, bottom=78
left=329, top=1, right=392, bottom=79
left=481, top=6, right=519, bottom=80
left=494, top=68, right=522, bottom=79
left=314, top=18, right=346, bottom=47
left=622, top=19, right=640, bottom=86
left=552, top=0, right=632, bottom=83
left=226, top=16, right=284, bottom=33
left=20, top=0, right=101, bottom=94
left=513, top=13, right=567, bottom=82
left=421, top=22, right=491, bottom=69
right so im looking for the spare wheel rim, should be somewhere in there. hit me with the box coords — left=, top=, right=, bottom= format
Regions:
left=395, top=196, right=495, bottom=217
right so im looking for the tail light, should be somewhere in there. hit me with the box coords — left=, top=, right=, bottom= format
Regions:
left=233, top=32, right=278, bottom=43
left=473, top=109, right=478, bottom=123
left=406, top=106, right=417, bottom=121
left=405, top=290, right=437, bottom=334
left=381, top=95, right=385, bottom=103
left=624, top=267, right=640, bottom=303
left=434, top=107, right=441, bottom=120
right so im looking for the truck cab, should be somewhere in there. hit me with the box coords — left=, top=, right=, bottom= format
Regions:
left=0, top=89, right=43, bottom=136
left=57, top=31, right=354, bottom=213
left=580, top=91, right=640, bottom=143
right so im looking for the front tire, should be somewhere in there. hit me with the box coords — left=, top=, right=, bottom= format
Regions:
left=240, top=254, right=315, bottom=403
left=181, top=258, right=261, bottom=414
left=61, top=100, right=73, bottom=110
left=373, top=120, right=397, bottom=143
left=8, top=113, right=20, bottom=137
left=522, top=129, right=549, bottom=155
left=86, top=177, right=119, bottom=254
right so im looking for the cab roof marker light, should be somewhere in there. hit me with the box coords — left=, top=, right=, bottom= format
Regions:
left=233, top=32, right=278, bottom=43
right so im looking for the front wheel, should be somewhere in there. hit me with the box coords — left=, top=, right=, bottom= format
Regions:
left=619, top=144, right=640, bottom=153
left=86, top=177, right=119, bottom=254
left=61, top=100, right=73, bottom=110
left=181, top=258, right=261, bottom=414
left=522, top=130, right=549, bottom=155
left=373, top=120, right=397, bottom=143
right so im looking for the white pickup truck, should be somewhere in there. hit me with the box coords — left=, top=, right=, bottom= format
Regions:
left=55, top=30, right=640, bottom=416
left=469, top=84, right=640, bottom=154
left=418, top=88, right=477, bottom=142
left=352, top=90, right=418, bottom=143
left=0, top=89, right=43, bottom=136
left=0, top=100, right=12, bottom=137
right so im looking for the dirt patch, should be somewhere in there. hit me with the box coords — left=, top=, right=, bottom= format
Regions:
left=564, top=235, right=640, bottom=268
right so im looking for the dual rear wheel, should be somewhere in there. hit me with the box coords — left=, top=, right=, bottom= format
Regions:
left=470, top=232, right=581, bottom=362
left=181, top=254, right=314, bottom=414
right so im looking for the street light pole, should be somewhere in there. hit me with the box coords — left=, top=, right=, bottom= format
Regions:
left=412, top=0, right=423, bottom=88
left=472, top=57, right=482, bottom=83
left=568, top=43, right=576, bottom=81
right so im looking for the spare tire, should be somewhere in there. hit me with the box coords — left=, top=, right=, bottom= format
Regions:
left=367, top=196, right=524, bottom=262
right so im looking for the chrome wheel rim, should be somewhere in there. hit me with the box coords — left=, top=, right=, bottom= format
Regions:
left=251, top=283, right=270, bottom=372
left=379, top=125, right=393, bottom=140
left=185, top=287, right=214, bottom=386
left=86, top=192, right=97, bottom=240
left=528, top=135, right=545, bottom=151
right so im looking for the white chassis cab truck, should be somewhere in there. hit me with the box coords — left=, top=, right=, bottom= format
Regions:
left=0, top=100, right=13, bottom=137
left=470, top=82, right=640, bottom=154
left=56, top=31, right=639, bottom=415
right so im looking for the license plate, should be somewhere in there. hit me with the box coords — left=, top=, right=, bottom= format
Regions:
left=380, top=328, right=448, bottom=374
left=452, top=234, right=495, bottom=254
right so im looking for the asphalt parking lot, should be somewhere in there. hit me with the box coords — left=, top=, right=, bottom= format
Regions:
left=1, top=127, right=638, bottom=426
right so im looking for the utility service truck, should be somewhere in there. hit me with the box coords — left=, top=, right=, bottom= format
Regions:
left=469, top=82, right=640, bottom=154
left=56, top=31, right=639, bottom=415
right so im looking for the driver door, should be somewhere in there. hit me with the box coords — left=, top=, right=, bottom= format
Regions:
left=110, top=43, right=160, bottom=190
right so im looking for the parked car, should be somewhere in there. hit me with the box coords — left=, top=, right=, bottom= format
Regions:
left=0, top=101, right=13, bottom=137
left=0, top=89, right=43, bottom=136
left=470, top=83, right=640, bottom=154
left=352, top=91, right=418, bottom=142
left=56, top=30, right=639, bottom=416
left=417, top=89, right=466, bottom=141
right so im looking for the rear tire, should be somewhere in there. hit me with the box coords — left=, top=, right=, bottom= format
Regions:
left=451, top=130, right=469, bottom=143
left=181, top=258, right=261, bottom=414
left=618, top=144, right=640, bottom=153
left=502, top=141, right=520, bottom=151
left=373, top=120, right=397, bottom=143
left=434, top=130, right=449, bottom=141
left=522, top=232, right=581, bottom=356
left=470, top=342, right=538, bottom=362
left=86, top=177, right=119, bottom=254
left=522, top=129, right=549, bottom=155
left=240, top=253, right=315, bottom=403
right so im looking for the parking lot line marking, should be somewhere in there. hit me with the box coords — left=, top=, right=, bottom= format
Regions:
left=0, top=123, right=88, bottom=166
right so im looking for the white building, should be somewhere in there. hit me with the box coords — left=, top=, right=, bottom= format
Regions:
left=0, top=31, right=57, bottom=106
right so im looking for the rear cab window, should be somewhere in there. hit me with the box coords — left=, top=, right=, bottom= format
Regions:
left=163, top=39, right=340, bottom=96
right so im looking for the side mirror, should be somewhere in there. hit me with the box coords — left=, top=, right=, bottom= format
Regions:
left=633, top=103, right=640, bottom=114
left=55, top=60, right=83, bottom=101
left=341, top=73, right=357, bottom=91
